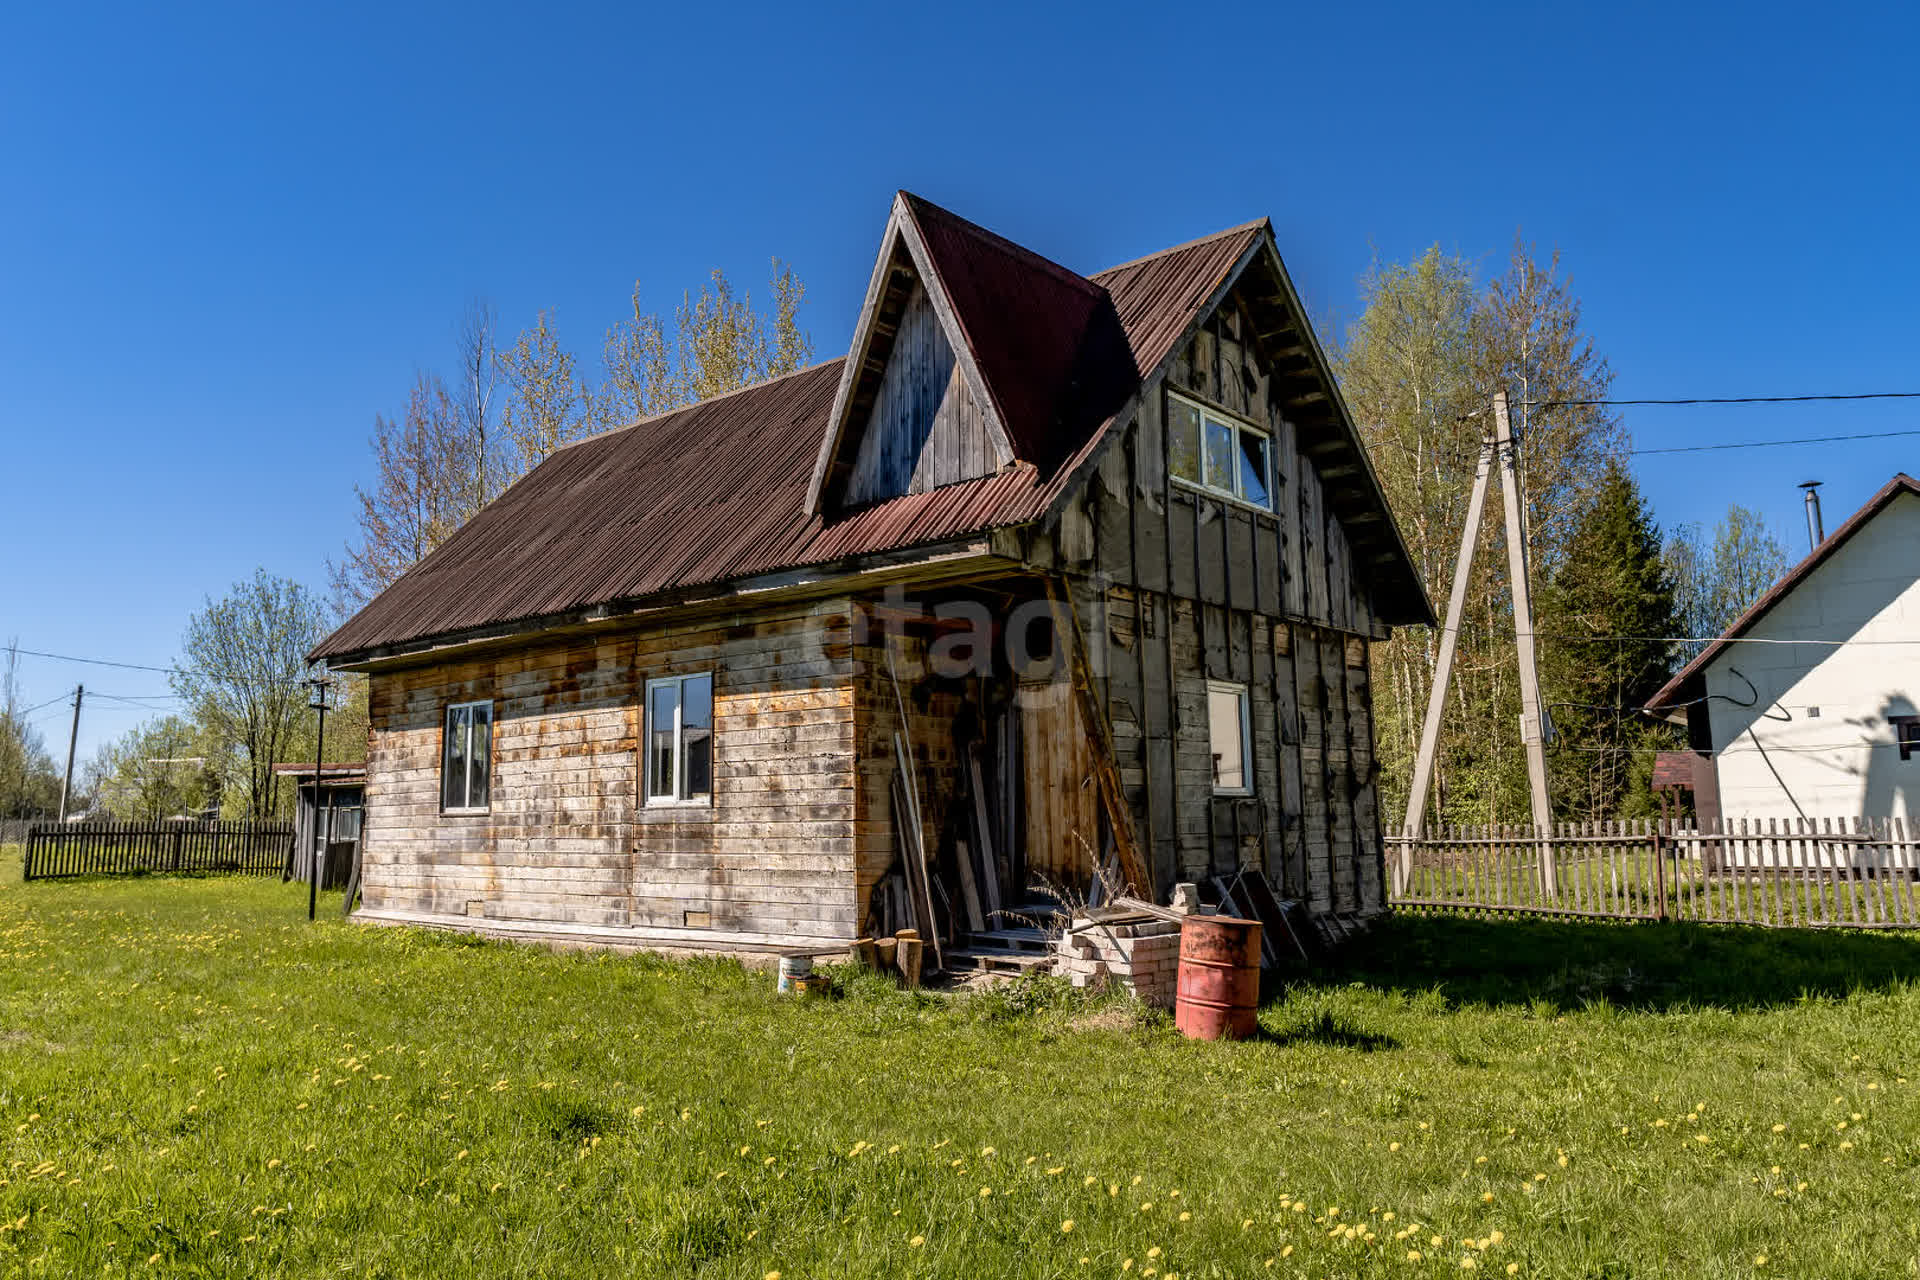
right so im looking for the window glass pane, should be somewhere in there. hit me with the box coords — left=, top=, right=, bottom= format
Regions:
left=1237, top=430, right=1271, bottom=509
left=1208, top=687, right=1248, bottom=792
left=442, top=705, right=469, bottom=809
left=1203, top=417, right=1236, bottom=492
left=469, top=704, right=492, bottom=809
left=648, top=684, right=679, bottom=799
left=1167, top=399, right=1201, bottom=482
left=682, top=675, right=712, bottom=799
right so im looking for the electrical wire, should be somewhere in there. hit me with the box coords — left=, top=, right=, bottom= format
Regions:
left=7, top=647, right=182, bottom=675
left=1527, top=392, right=1920, bottom=408
left=1630, top=428, right=1920, bottom=456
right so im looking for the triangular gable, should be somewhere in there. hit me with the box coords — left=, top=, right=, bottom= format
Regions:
left=1646, top=472, right=1920, bottom=714
left=808, top=192, right=1136, bottom=514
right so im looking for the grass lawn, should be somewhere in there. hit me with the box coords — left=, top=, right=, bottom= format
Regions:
left=3, top=848, right=1920, bottom=1278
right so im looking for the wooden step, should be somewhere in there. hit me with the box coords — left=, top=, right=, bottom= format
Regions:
left=944, top=946, right=1055, bottom=975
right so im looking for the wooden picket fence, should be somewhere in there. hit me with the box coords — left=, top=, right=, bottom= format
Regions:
left=23, top=820, right=291, bottom=881
left=1387, top=817, right=1920, bottom=929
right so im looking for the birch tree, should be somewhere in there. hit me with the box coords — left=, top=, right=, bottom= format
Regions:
left=1336, top=240, right=1625, bottom=825
left=171, top=571, right=329, bottom=821
left=330, top=374, right=477, bottom=611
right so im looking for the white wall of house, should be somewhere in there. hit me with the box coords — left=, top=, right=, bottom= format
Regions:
left=1703, top=489, right=1920, bottom=824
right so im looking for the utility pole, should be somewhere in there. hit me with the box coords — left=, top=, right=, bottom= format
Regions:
left=1398, top=390, right=1556, bottom=895
left=57, top=685, right=83, bottom=822
left=1493, top=391, right=1557, bottom=894
left=306, top=675, right=331, bottom=922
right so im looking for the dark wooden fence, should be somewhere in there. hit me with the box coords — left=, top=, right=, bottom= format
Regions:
left=23, top=820, right=291, bottom=881
left=1388, top=817, right=1920, bottom=929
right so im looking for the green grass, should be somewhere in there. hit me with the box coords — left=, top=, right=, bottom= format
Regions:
left=3, top=847, right=1920, bottom=1277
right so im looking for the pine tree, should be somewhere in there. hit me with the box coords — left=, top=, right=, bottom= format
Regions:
left=1537, top=462, right=1680, bottom=819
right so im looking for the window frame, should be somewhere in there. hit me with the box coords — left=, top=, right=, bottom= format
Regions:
left=644, top=673, right=715, bottom=807
left=1894, top=715, right=1920, bottom=762
left=1205, top=679, right=1255, bottom=797
left=440, top=700, right=494, bottom=815
left=1167, top=391, right=1275, bottom=512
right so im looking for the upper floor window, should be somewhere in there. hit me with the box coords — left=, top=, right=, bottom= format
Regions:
left=647, top=674, right=714, bottom=804
left=441, top=701, right=493, bottom=813
left=1168, top=393, right=1272, bottom=511
left=1207, top=681, right=1253, bottom=795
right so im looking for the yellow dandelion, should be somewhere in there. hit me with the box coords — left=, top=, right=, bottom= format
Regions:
left=1147, top=1246, right=1162, bottom=1258
left=1390, top=1141, right=1402, bottom=1151
left=1047, top=1166, right=1065, bottom=1175
left=909, top=1236, right=924, bottom=1248
left=1179, top=1211, right=1192, bottom=1222
left=982, top=1147, right=996, bottom=1157
left=1408, top=1251, right=1424, bottom=1262
left=1061, top=1219, right=1075, bottom=1233
left=1281, top=1245, right=1294, bottom=1257
left=1084, top=1175, right=1098, bottom=1187
left=1481, top=1192, right=1495, bottom=1203
left=1506, top=1266, right=1520, bottom=1276
left=1556, top=1154, right=1569, bottom=1167
left=979, top=1186, right=992, bottom=1197
left=1140, top=1202, right=1153, bottom=1213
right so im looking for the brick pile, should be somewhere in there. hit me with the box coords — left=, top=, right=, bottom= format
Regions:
left=1053, top=915, right=1182, bottom=1008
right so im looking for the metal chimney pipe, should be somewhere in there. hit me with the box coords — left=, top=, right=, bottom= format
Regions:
left=1798, top=481, right=1825, bottom=551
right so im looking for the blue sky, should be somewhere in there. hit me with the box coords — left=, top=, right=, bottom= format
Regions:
left=3, top=0, right=1915, bottom=761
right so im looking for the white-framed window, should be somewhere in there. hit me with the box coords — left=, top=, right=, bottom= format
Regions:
left=1167, top=392, right=1273, bottom=511
left=1207, top=681, right=1253, bottom=795
left=440, top=701, right=493, bottom=813
left=646, top=673, right=714, bottom=804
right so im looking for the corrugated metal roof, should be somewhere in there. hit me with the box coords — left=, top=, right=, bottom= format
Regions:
left=311, top=209, right=1305, bottom=662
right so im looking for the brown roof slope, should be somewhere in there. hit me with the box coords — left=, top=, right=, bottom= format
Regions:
left=312, top=212, right=1378, bottom=663
left=1645, top=472, right=1920, bottom=713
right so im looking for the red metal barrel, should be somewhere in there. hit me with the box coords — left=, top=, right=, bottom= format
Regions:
left=1174, top=914, right=1262, bottom=1041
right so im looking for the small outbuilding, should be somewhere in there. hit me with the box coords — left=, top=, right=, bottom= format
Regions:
left=273, top=762, right=366, bottom=890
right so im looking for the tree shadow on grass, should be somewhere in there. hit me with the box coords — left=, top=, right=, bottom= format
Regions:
left=1255, top=1010, right=1399, bottom=1052
left=1329, top=912, right=1920, bottom=1013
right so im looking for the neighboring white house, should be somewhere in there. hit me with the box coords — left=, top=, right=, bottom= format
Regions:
left=1647, top=473, right=1920, bottom=828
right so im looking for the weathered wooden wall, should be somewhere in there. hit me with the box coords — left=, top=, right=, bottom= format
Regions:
left=848, top=624, right=969, bottom=923
left=844, top=278, right=1008, bottom=505
left=1037, top=286, right=1387, bottom=918
left=362, top=601, right=862, bottom=944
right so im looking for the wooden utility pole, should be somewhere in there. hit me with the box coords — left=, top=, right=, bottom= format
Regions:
left=1493, top=392, right=1556, bottom=891
left=1397, top=441, right=1494, bottom=887
left=57, top=685, right=83, bottom=822
left=1398, top=390, right=1556, bottom=894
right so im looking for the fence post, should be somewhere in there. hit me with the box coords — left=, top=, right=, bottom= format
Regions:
left=1652, top=819, right=1670, bottom=921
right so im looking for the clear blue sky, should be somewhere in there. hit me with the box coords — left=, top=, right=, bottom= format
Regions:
left=3, top=0, right=1915, bottom=762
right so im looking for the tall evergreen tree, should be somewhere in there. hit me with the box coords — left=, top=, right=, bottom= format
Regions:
left=1537, top=462, right=1680, bottom=820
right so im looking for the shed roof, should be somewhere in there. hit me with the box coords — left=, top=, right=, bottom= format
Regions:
left=1645, top=473, right=1920, bottom=714
left=314, top=195, right=1425, bottom=664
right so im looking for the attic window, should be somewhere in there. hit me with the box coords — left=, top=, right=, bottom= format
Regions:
left=1167, top=393, right=1272, bottom=511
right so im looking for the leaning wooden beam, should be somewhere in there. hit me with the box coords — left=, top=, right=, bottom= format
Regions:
left=1045, top=576, right=1153, bottom=900
left=884, top=638, right=944, bottom=971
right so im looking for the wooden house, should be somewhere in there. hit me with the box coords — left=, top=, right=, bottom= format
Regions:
left=311, top=193, right=1432, bottom=960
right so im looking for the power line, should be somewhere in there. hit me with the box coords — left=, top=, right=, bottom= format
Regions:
left=15, top=692, right=74, bottom=717
left=1630, top=428, right=1920, bottom=456
left=8, top=647, right=182, bottom=675
left=1529, top=392, right=1920, bottom=408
